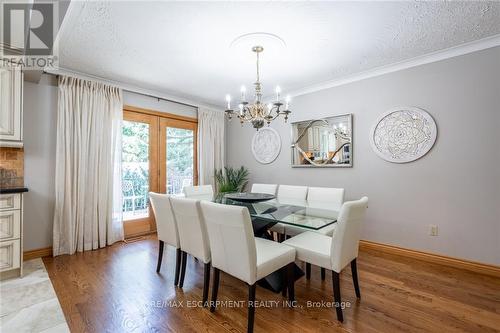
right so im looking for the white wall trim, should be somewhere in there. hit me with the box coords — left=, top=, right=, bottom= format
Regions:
left=283, top=34, right=500, bottom=99
left=44, top=67, right=222, bottom=112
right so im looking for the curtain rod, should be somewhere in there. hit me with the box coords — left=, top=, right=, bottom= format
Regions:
left=42, top=69, right=200, bottom=109
left=125, top=90, right=198, bottom=109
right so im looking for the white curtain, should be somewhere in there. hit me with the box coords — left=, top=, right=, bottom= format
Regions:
left=198, top=108, right=225, bottom=187
left=53, top=76, right=124, bottom=256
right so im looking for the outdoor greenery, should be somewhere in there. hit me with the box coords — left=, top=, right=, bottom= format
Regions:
left=166, top=127, right=194, bottom=194
left=121, top=121, right=195, bottom=215
left=214, top=166, right=250, bottom=194
left=122, top=121, right=149, bottom=163
left=122, top=121, right=150, bottom=213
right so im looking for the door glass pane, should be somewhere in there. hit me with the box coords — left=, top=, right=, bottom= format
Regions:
left=166, top=127, right=194, bottom=195
left=122, top=120, right=149, bottom=220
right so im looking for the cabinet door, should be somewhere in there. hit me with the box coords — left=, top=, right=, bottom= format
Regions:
left=0, top=210, right=21, bottom=241
left=0, top=66, right=23, bottom=142
left=0, top=239, right=21, bottom=272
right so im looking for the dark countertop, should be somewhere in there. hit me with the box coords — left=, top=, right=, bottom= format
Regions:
left=0, top=187, right=29, bottom=194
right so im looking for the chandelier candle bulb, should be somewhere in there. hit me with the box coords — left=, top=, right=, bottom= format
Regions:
left=224, top=45, right=291, bottom=130
left=285, top=95, right=291, bottom=110
left=240, top=86, right=246, bottom=101
left=275, top=86, right=281, bottom=102
left=267, top=103, right=273, bottom=113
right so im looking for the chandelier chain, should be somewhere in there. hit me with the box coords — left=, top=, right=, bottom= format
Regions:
left=256, top=50, right=260, bottom=83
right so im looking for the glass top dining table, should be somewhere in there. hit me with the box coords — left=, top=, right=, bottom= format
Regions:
left=215, top=195, right=339, bottom=231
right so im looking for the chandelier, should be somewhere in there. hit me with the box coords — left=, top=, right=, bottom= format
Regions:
left=224, top=46, right=291, bottom=130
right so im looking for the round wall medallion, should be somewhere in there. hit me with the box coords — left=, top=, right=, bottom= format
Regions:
left=252, top=127, right=281, bottom=164
left=370, top=107, right=437, bottom=163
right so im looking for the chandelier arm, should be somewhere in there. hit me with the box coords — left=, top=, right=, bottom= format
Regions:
left=271, top=113, right=281, bottom=121
left=236, top=106, right=251, bottom=120
left=225, top=45, right=291, bottom=130
left=265, top=113, right=281, bottom=122
left=241, top=112, right=254, bottom=122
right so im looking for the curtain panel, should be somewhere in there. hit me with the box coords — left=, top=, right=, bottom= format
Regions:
left=53, top=76, right=124, bottom=256
left=198, top=108, right=225, bottom=187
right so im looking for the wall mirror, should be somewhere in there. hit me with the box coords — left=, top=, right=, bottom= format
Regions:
left=291, top=114, right=352, bottom=168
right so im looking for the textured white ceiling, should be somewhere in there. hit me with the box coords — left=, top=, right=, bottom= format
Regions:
left=57, top=1, right=500, bottom=107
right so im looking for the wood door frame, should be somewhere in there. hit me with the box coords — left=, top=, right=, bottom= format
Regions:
left=122, top=110, right=159, bottom=237
left=122, top=106, right=198, bottom=238
left=124, top=105, right=197, bottom=124
left=159, top=117, right=198, bottom=194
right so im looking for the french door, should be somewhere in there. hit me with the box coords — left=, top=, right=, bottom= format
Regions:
left=159, top=118, right=198, bottom=195
left=121, top=107, right=197, bottom=237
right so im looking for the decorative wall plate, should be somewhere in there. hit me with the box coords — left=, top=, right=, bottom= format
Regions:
left=251, top=127, right=281, bottom=164
left=370, top=107, right=437, bottom=163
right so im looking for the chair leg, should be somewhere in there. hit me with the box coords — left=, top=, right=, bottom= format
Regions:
left=203, top=262, right=211, bottom=307
left=174, top=248, right=181, bottom=285
left=321, top=267, right=326, bottom=281
left=306, top=263, right=311, bottom=279
left=281, top=265, right=288, bottom=297
left=156, top=240, right=164, bottom=273
left=210, top=268, right=220, bottom=313
left=178, top=251, right=188, bottom=288
left=287, top=263, right=295, bottom=303
left=351, top=258, right=361, bottom=298
left=247, top=283, right=257, bottom=333
left=332, top=271, right=344, bottom=322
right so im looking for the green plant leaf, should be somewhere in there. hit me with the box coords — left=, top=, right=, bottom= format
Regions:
left=214, top=166, right=250, bottom=194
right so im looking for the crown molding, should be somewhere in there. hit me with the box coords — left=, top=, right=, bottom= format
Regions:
left=45, top=34, right=500, bottom=109
left=43, top=66, right=222, bottom=111
left=285, top=34, right=500, bottom=99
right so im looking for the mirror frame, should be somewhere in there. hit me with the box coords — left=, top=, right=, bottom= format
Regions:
left=290, top=113, right=353, bottom=168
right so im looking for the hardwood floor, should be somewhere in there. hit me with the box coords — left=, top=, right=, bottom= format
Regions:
left=43, top=236, right=500, bottom=333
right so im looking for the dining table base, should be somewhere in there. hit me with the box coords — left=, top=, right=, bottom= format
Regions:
left=252, top=219, right=305, bottom=293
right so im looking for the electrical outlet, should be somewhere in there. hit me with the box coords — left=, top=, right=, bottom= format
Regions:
left=429, top=225, right=438, bottom=236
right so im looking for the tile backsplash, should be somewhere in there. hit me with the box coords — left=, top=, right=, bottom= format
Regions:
left=0, top=147, right=24, bottom=187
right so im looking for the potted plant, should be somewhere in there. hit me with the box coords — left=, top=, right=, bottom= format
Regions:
left=214, top=166, right=249, bottom=197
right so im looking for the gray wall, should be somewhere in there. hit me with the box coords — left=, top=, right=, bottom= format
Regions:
left=23, top=75, right=58, bottom=251
left=22, top=75, right=197, bottom=250
left=226, top=47, right=500, bottom=265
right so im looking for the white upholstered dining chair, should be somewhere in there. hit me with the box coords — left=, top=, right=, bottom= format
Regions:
left=200, top=201, right=296, bottom=333
left=251, top=183, right=283, bottom=238
left=285, top=186, right=345, bottom=280
left=286, top=186, right=345, bottom=237
left=283, top=197, right=368, bottom=322
left=149, top=192, right=182, bottom=285
left=307, top=187, right=345, bottom=208
left=251, top=183, right=278, bottom=196
left=170, top=197, right=212, bottom=305
left=183, top=185, right=214, bottom=200
left=277, top=184, right=308, bottom=200
left=274, top=185, right=309, bottom=242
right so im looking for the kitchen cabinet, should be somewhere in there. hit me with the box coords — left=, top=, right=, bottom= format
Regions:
left=0, top=64, right=23, bottom=147
left=0, top=192, right=24, bottom=279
